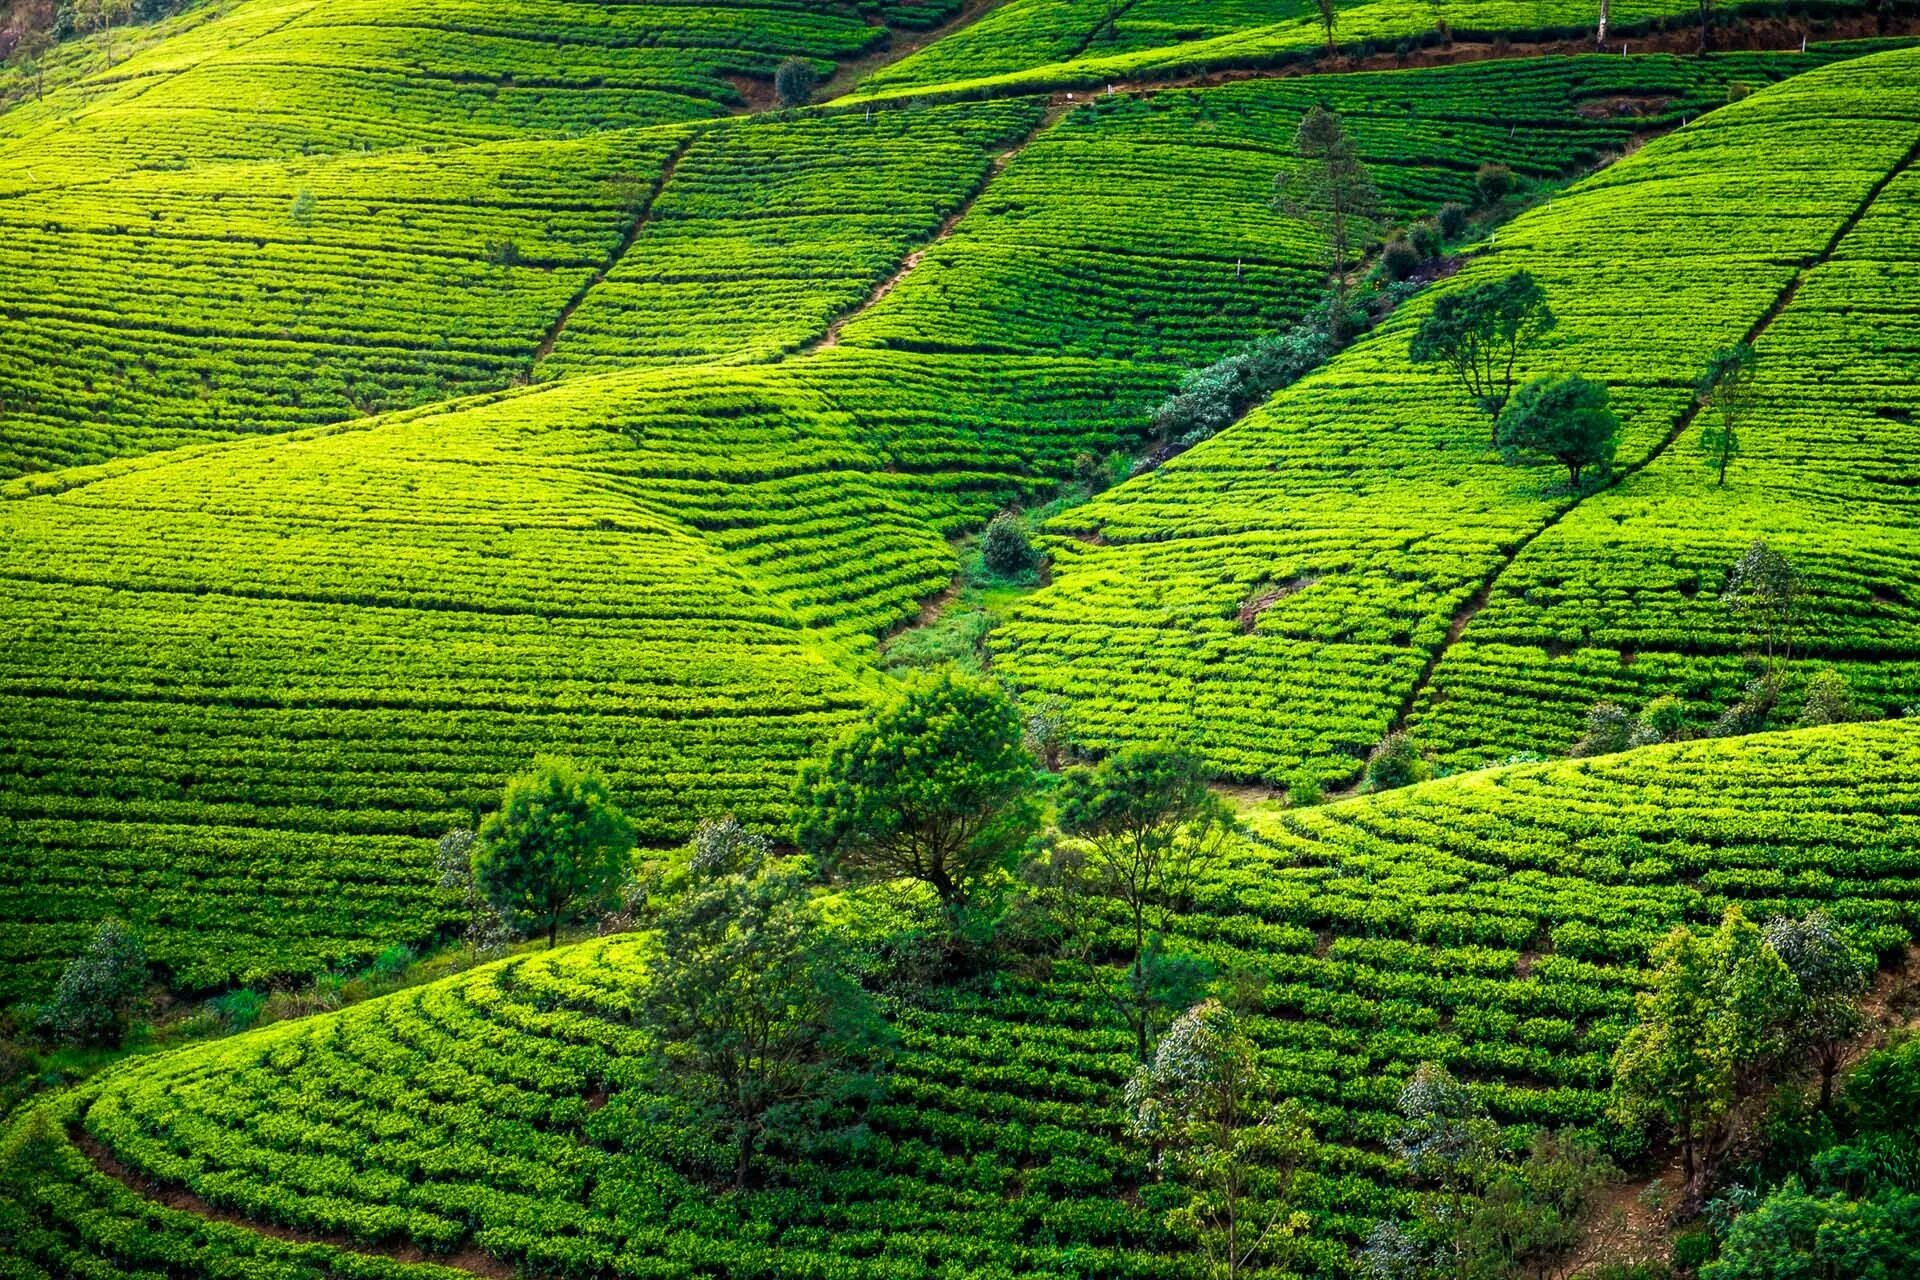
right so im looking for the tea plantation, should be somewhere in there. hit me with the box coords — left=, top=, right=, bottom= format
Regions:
left=0, top=45, right=1830, bottom=997
left=4, top=0, right=1920, bottom=1274
left=996, top=47, right=1920, bottom=786
left=7, top=717, right=1920, bottom=1277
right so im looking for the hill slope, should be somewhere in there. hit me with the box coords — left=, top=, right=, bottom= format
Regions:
left=994, top=47, right=1920, bottom=785
left=0, top=50, right=1809, bottom=998
left=7, top=716, right=1919, bottom=1277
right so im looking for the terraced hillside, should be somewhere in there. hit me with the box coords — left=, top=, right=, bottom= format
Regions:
left=2, top=47, right=1823, bottom=998
left=0, top=0, right=962, bottom=180
left=0, top=99, right=1039, bottom=473
left=995, top=47, right=1920, bottom=786
left=8, top=716, right=1919, bottom=1277
left=847, top=0, right=1891, bottom=101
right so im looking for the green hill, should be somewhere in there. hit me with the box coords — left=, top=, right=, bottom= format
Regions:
left=995, top=47, right=1920, bottom=785
left=0, top=47, right=1824, bottom=998
left=8, top=715, right=1919, bottom=1277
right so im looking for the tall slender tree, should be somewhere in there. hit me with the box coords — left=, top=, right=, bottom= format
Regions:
left=1278, top=106, right=1378, bottom=339
left=1697, top=341, right=1758, bottom=486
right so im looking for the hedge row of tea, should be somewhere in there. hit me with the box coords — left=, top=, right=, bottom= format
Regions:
left=0, top=100, right=1042, bottom=476
left=7, top=718, right=1918, bottom=1277
left=0, top=0, right=956, bottom=185
left=994, top=48, right=1920, bottom=785
left=0, top=47, right=1791, bottom=993
left=0, top=343, right=1172, bottom=998
left=838, top=51, right=1868, bottom=366
left=1412, top=129, right=1920, bottom=763
left=851, top=0, right=1882, bottom=101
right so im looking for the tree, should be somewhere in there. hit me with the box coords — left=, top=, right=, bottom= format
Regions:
left=435, top=827, right=509, bottom=957
left=1315, top=0, right=1338, bottom=55
left=1497, top=374, right=1619, bottom=488
left=981, top=510, right=1034, bottom=576
left=1058, top=745, right=1235, bottom=1058
left=1409, top=271, right=1557, bottom=441
left=38, top=918, right=148, bottom=1046
left=1024, top=695, right=1072, bottom=772
left=646, top=849, right=890, bottom=1190
left=1764, top=912, right=1871, bottom=1112
left=77, top=0, right=132, bottom=67
left=1721, top=540, right=1801, bottom=670
left=13, top=27, right=52, bottom=100
left=1611, top=908, right=1801, bottom=1204
left=1697, top=342, right=1758, bottom=486
left=1278, top=106, right=1378, bottom=339
left=796, top=670, right=1038, bottom=923
left=1391, top=1062, right=1502, bottom=1279
left=474, top=757, right=635, bottom=948
left=1799, top=668, right=1853, bottom=727
left=1695, top=0, right=1716, bottom=54
left=1128, top=1000, right=1315, bottom=1279
left=773, top=56, right=817, bottom=108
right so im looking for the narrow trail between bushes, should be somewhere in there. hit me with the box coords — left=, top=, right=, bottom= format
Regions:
left=806, top=102, right=1068, bottom=353
left=525, top=133, right=694, bottom=378
left=73, top=1122, right=508, bottom=1279
left=1378, top=127, right=1920, bottom=749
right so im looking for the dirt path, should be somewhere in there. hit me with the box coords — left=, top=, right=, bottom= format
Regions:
left=73, top=1121, right=509, bottom=1278
left=808, top=102, right=1064, bottom=352
left=525, top=133, right=694, bottom=378
left=814, top=0, right=1012, bottom=105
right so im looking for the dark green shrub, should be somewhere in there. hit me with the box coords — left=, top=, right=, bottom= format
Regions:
left=1437, top=200, right=1469, bottom=239
left=1379, top=236, right=1423, bottom=281
left=211, top=987, right=267, bottom=1031
left=1366, top=731, right=1428, bottom=791
left=1475, top=162, right=1516, bottom=205
left=981, top=512, right=1034, bottom=576
left=38, top=918, right=148, bottom=1046
left=775, top=57, right=818, bottom=107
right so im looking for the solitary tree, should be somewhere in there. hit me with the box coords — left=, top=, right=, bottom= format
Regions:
left=475, top=757, right=635, bottom=948
left=13, top=27, right=52, bottom=100
left=796, top=670, right=1038, bottom=924
left=774, top=56, right=817, bottom=107
left=1278, top=106, right=1379, bottom=339
left=1058, top=744, right=1235, bottom=1058
left=1497, top=374, right=1619, bottom=488
left=1128, top=1000, right=1315, bottom=1279
left=1315, top=0, right=1338, bottom=55
left=38, top=917, right=148, bottom=1046
left=646, top=850, right=890, bottom=1190
left=1697, top=342, right=1758, bottom=486
left=1610, top=908, right=1800, bottom=1203
left=1409, top=271, right=1557, bottom=441
left=1764, top=911, right=1872, bottom=1112
left=1391, top=1062, right=1502, bottom=1277
left=1721, top=539, right=1801, bottom=670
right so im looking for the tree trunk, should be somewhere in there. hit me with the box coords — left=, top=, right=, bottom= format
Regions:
left=1819, top=1059, right=1837, bottom=1113
left=547, top=919, right=558, bottom=949
left=735, top=1130, right=751, bottom=1190
left=1597, top=0, right=1610, bottom=45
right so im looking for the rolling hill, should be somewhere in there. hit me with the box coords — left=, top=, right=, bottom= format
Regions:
left=7, top=715, right=1919, bottom=1276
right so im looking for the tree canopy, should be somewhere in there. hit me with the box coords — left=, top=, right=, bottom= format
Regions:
left=795, top=669, right=1038, bottom=923
left=1409, top=271, right=1557, bottom=438
left=474, top=756, right=635, bottom=948
left=1496, top=373, right=1619, bottom=487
